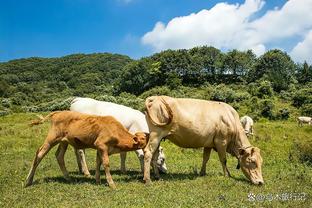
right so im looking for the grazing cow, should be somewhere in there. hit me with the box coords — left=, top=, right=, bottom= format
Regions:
left=297, top=116, right=312, bottom=126
left=240, top=116, right=254, bottom=137
left=25, top=111, right=149, bottom=189
left=69, top=97, right=167, bottom=175
left=143, top=96, right=264, bottom=185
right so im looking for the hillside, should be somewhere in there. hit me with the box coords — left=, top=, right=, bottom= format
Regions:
left=0, top=47, right=312, bottom=120
left=0, top=53, right=132, bottom=111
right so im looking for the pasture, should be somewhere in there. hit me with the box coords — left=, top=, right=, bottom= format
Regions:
left=0, top=113, right=311, bottom=207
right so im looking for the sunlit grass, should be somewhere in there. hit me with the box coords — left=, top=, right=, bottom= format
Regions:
left=0, top=113, right=311, bottom=207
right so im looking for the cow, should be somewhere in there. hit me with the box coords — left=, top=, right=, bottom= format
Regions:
left=143, top=96, right=264, bottom=185
left=240, top=116, right=254, bottom=137
left=25, top=111, right=149, bottom=189
left=297, top=116, right=312, bottom=126
left=69, top=97, right=167, bottom=175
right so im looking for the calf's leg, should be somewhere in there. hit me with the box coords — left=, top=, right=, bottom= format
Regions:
left=95, top=150, right=101, bottom=184
left=200, top=147, right=212, bottom=176
left=55, top=142, right=70, bottom=180
left=98, top=147, right=116, bottom=189
left=25, top=141, right=56, bottom=187
left=74, top=148, right=91, bottom=177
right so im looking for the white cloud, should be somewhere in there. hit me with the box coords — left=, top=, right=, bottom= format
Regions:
left=290, top=30, right=312, bottom=64
left=142, top=0, right=312, bottom=58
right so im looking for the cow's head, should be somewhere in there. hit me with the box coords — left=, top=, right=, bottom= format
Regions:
left=133, top=132, right=149, bottom=149
left=239, top=146, right=264, bottom=185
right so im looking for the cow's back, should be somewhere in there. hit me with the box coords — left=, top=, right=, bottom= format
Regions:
left=157, top=97, right=241, bottom=148
left=70, top=97, right=148, bottom=133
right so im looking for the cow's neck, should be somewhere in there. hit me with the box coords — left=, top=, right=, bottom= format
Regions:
left=228, top=131, right=251, bottom=159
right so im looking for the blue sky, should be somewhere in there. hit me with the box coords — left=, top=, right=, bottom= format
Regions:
left=1, top=0, right=312, bottom=63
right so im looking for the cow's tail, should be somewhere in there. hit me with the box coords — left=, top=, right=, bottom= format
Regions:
left=29, top=112, right=58, bottom=126
left=145, top=96, right=173, bottom=126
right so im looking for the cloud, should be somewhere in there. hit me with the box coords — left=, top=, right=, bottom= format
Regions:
left=142, top=0, right=312, bottom=59
left=290, top=30, right=312, bottom=64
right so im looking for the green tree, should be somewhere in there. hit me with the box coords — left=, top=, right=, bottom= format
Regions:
left=224, top=49, right=256, bottom=82
left=248, top=49, right=295, bottom=92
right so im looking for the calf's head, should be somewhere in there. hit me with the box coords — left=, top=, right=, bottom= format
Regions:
left=239, top=146, right=264, bottom=185
left=133, top=132, right=149, bottom=149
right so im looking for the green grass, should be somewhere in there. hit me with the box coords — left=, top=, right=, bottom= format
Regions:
left=0, top=113, right=311, bottom=207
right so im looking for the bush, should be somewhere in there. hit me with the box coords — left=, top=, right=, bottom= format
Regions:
left=300, top=103, right=312, bottom=116
left=210, top=84, right=236, bottom=103
left=24, top=97, right=75, bottom=112
left=256, top=80, right=273, bottom=98
left=292, top=87, right=312, bottom=107
left=276, top=108, right=290, bottom=120
left=291, top=137, right=312, bottom=166
left=260, top=99, right=275, bottom=119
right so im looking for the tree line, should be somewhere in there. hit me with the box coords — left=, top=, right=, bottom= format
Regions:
left=0, top=46, right=312, bottom=118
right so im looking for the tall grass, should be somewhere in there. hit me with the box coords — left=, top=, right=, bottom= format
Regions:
left=0, top=113, right=311, bottom=207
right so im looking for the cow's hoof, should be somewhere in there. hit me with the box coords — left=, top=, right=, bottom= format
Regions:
left=84, top=174, right=91, bottom=178
left=144, top=179, right=152, bottom=185
left=109, top=183, right=116, bottom=190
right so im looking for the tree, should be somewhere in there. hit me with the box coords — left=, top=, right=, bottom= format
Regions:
left=189, top=46, right=223, bottom=83
left=248, top=49, right=295, bottom=92
left=296, top=61, right=312, bottom=84
left=224, top=49, right=256, bottom=82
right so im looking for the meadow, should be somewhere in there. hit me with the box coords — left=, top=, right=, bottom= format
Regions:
left=0, top=113, right=311, bottom=207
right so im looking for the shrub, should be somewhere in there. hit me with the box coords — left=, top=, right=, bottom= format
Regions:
left=300, top=103, right=312, bottom=116
left=256, top=80, right=273, bottom=98
left=292, top=87, right=312, bottom=107
left=259, top=99, right=275, bottom=119
left=276, top=108, right=290, bottom=120
left=210, top=84, right=236, bottom=103
left=291, top=137, right=312, bottom=166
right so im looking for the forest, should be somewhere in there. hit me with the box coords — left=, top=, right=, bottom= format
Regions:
left=0, top=46, right=312, bottom=121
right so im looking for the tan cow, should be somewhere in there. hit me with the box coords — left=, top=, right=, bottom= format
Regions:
left=143, top=96, right=264, bottom=185
left=25, top=111, right=149, bottom=189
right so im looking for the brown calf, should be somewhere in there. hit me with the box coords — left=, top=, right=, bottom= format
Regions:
left=25, top=111, right=149, bottom=189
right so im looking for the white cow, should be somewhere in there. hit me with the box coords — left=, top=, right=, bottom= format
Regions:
left=297, top=116, right=312, bottom=126
left=240, top=116, right=254, bottom=136
left=69, top=97, right=167, bottom=175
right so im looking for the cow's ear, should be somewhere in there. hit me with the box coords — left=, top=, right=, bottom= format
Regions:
left=145, top=97, right=171, bottom=126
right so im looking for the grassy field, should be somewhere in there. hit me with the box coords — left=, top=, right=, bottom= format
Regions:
left=0, top=113, right=311, bottom=207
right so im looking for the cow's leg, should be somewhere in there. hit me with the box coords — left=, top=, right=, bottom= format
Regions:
left=135, top=149, right=145, bottom=173
left=143, top=131, right=164, bottom=184
left=55, top=142, right=70, bottom=181
left=98, top=147, right=116, bottom=189
left=120, top=152, right=127, bottom=174
left=74, top=149, right=91, bottom=177
left=200, top=147, right=212, bottom=176
left=25, top=141, right=57, bottom=187
left=215, top=139, right=231, bottom=177
left=74, top=148, right=83, bottom=173
left=151, top=146, right=160, bottom=179
left=95, top=150, right=101, bottom=184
